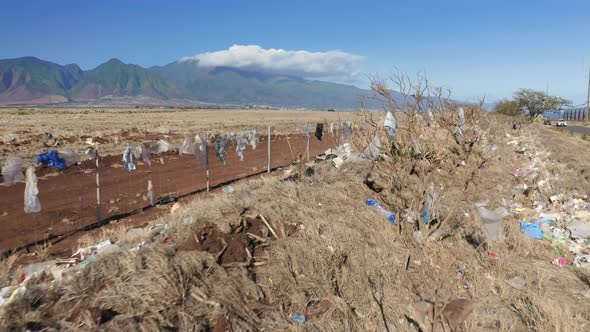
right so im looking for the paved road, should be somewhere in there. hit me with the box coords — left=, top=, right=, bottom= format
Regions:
left=554, top=126, right=590, bottom=135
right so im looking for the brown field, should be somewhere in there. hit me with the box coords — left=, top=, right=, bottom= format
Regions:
left=0, top=108, right=362, bottom=160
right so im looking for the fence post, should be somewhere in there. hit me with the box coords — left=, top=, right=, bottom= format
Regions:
left=306, top=124, right=310, bottom=162
left=267, top=126, right=271, bottom=173
left=95, top=143, right=101, bottom=223
left=206, top=138, right=210, bottom=192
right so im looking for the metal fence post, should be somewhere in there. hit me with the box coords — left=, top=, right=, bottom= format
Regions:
left=95, top=143, right=101, bottom=223
left=306, top=124, right=310, bottom=162
left=267, top=126, right=271, bottom=173
left=206, top=138, right=210, bottom=192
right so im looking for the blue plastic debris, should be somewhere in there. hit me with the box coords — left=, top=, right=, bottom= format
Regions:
left=366, top=198, right=396, bottom=223
left=289, top=312, right=307, bottom=323
left=520, top=220, right=543, bottom=239
left=36, top=151, right=65, bottom=170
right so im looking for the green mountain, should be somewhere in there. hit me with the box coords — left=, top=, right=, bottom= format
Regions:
left=0, top=57, right=82, bottom=103
left=70, top=58, right=186, bottom=100
left=0, top=56, right=394, bottom=109
left=150, top=60, right=382, bottom=109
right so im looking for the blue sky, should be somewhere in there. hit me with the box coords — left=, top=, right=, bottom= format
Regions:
left=3, top=0, right=590, bottom=103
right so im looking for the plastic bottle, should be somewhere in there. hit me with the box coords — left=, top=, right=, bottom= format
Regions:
left=366, top=198, right=396, bottom=223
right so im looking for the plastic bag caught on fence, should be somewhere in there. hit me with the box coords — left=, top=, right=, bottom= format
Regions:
left=361, top=134, right=382, bottom=160
left=315, top=123, right=324, bottom=141
left=215, top=136, right=229, bottom=165
left=342, top=121, right=353, bottom=142
left=194, top=134, right=205, bottom=152
left=134, top=144, right=151, bottom=167
left=58, top=149, right=81, bottom=167
left=384, top=111, right=397, bottom=140
left=329, top=122, right=336, bottom=136
left=246, top=130, right=258, bottom=150
left=147, top=179, right=154, bottom=206
left=420, top=182, right=438, bottom=224
left=24, top=165, right=41, bottom=213
left=236, top=134, right=248, bottom=161
left=179, top=136, right=196, bottom=156
left=122, top=145, right=136, bottom=172
left=149, top=139, right=171, bottom=155
left=2, top=157, right=24, bottom=185
left=477, top=205, right=510, bottom=241
left=36, top=150, right=66, bottom=170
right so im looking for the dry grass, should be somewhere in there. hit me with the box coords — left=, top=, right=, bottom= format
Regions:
left=0, top=108, right=361, bottom=160
left=2, top=110, right=590, bottom=331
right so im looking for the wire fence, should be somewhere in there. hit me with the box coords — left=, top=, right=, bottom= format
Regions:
left=0, top=124, right=347, bottom=254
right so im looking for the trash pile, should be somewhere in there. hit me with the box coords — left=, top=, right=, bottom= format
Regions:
left=0, top=223, right=171, bottom=307
left=503, top=133, right=590, bottom=268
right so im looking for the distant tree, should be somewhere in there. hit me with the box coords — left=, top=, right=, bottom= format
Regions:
left=327, top=108, right=335, bottom=112
left=494, top=99, right=521, bottom=116
left=511, top=89, right=569, bottom=118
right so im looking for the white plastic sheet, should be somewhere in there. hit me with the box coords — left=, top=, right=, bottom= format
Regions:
left=24, top=165, right=41, bottom=213
left=2, top=157, right=24, bottom=185
left=236, top=135, right=248, bottom=161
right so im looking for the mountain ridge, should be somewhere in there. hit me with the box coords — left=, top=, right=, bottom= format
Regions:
left=0, top=56, right=393, bottom=109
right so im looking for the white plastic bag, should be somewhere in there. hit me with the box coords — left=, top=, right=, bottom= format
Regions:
left=2, top=157, right=25, bottom=185
left=179, top=136, right=196, bottom=155
left=24, top=165, right=41, bottom=213
left=147, top=179, right=154, bottom=206
left=58, top=149, right=81, bottom=167
left=477, top=206, right=509, bottom=241
left=457, top=107, right=466, bottom=129
left=384, top=111, right=397, bottom=129
left=236, top=134, right=248, bottom=161
left=122, top=146, right=136, bottom=172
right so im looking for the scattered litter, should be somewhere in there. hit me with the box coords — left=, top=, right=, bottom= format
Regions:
left=315, top=123, right=324, bottom=140
left=361, top=134, right=382, bottom=160
left=24, top=165, right=41, bottom=213
left=384, top=111, right=397, bottom=139
left=290, top=312, right=307, bottom=323
left=567, top=222, right=590, bottom=239
left=180, top=136, right=197, bottom=155
left=223, top=186, right=235, bottom=193
left=1, top=157, right=24, bottom=185
left=520, top=220, right=543, bottom=239
left=366, top=198, right=396, bottom=223
left=235, top=135, right=247, bottom=161
left=552, top=258, right=568, bottom=267
left=122, top=145, right=136, bottom=172
left=506, top=276, right=526, bottom=289
left=147, top=179, right=154, bottom=206
left=420, top=183, right=438, bottom=224
left=574, top=255, right=590, bottom=268
left=477, top=206, right=509, bottom=241
left=58, top=149, right=81, bottom=167
left=214, top=135, right=229, bottom=165
left=342, top=120, right=352, bottom=142
left=36, top=150, right=66, bottom=169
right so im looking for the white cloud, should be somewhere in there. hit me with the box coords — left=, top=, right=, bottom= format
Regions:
left=179, top=45, right=363, bottom=80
